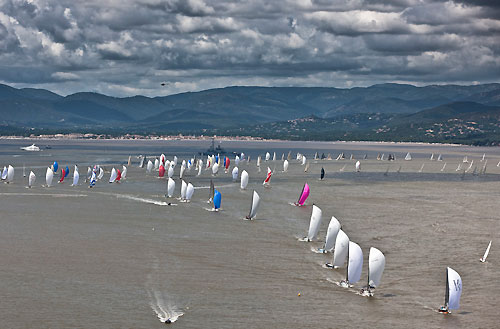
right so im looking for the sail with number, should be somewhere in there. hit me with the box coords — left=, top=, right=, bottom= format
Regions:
left=306, top=205, right=322, bottom=241
left=246, top=191, right=260, bottom=220
left=442, top=267, right=462, bottom=312
left=296, top=183, right=310, bottom=206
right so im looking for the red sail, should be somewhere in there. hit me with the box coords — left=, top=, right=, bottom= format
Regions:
left=159, top=165, right=165, bottom=177
left=116, top=169, right=122, bottom=182
left=59, top=169, right=65, bottom=183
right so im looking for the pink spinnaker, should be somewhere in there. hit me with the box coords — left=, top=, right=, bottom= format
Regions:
left=297, top=183, right=310, bottom=206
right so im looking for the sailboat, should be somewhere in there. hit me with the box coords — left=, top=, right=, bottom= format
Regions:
left=272, top=152, right=276, bottom=161
left=340, top=242, right=363, bottom=288
left=294, top=182, right=310, bottom=206
left=232, top=167, right=238, bottom=181
left=438, top=267, right=462, bottom=314
left=89, top=169, right=96, bottom=188
left=440, top=163, right=447, bottom=172
left=320, top=167, right=325, bottom=180
left=1, top=166, right=7, bottom=180
left=6, top=165, right=14, bottom=183
left=207, top=179, right=214, bottom=203
left=240, top=170, right=249, bottom=189
left=301, top=156, right=307, bottom=166
left=283, top=160, right=289, bottom=172
left=355, top=161, right=361, bottom=172
left=213, top=189, right=221, bottom=211
left=302, top=205, right=322, bottom=242
left=167, top=178, right=175, bottom=198
left=121, top=165, right=127, bottom=179
left=234, top=155, right=240, bottom=166
left=185, top=183, right=194, bottom=202
left=245, top=191, right=260, bottom=220
left=20, top=144, right=40, bottom=151
left=304, top=161, right=309, bottom=172
left=168, top=165, right=174, bottom=178
left=159, top=165, right=165, bottom=178
left=263, top=167, right=272, bottom=186
left=139, top=155, right=145, bottom=168
left=405, top=152, right=412, bottom=161
left=180, top=180, right=187, bottom=200
left=265, top=152, right=271, bottom=161
left=109, top=168, right=117, bottom=183
left=224, top=156, right=230, bottom=173
left=71, top=166, right=79, bottom=186
left=180, top=162, right=186, bottom=179
left=327, top=229, right=349, bottom=268
left=418, top=163, right=425, bottom=173
left=28, top=171, right=36, bottom=188
left=318, top=216, right=340, bottom=253
left=480, top=241, right=492, bottom=263
left=146, top=160, right=153, bottom=173
left=437, top=154, right=443, bottom=161
left=115, top=169, right=122, bottom=182
left=360, top=247, right=385, bottom=296
left=430, top=153, right=435, bottom=160
left=211, top=162, right=219, bottom=176
left=481, top=153, right=486, bottom=162
left=45, top=167, right=53, bottom=187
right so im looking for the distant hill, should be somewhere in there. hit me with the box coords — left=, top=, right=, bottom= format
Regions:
left=211, top=101, right=500, bottom=145
left=1, top=82, right=500, bottom=144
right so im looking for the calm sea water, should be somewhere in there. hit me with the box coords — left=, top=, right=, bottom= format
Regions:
left=0, top=139, right=498, bottom=328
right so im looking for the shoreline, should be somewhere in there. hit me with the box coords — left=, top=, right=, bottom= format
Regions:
left=0, top=134, right=470, bottom=147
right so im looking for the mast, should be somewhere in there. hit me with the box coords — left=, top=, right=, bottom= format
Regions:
left=445, top=268, right=449, bottom=307
left=346, top=242, right=350, bottom=282
left=247, top=192, right=254, bottom=219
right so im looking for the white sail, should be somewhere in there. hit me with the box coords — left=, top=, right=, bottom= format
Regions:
left=98, top=167, right=104, bottom=180
left=185, top=183, right=194, bottom=201
left=480, top=241, right=492, bottom=262
left=368, top=247, right=385, bottom=287
left=146, top=160, right=153, bottom=173
left=256, top=156, right=261, bottom=167
left=235, top=155, right=240, bottom=166
left=28, top=171, right=36, bottom=188
left=440, top=163, right=447, bottom=172
left=437, top=154, right=443, bottom=161
left=197, top=160, right=203, bottom=176
left=307, top=205, right=322, bottom=241
left=173, top=156, right=178, bottom=166
left=302, top=156, right=307, bottom=166
left=355, top=161, right=361, bottom=172
left=45, top=167, right=53, bottom=187
left=180, top=180, right=187, bottom=200
left=405, top=152, right=412, bottom=161
left=212, top=162, right=219, bottom=175
left=273, top=152, right=276, bottom=161
left=167, top=178, right=175, bottom=197
left=1, top=166, right=7, bottom=180
left=430, top=153, right=434, bottom=160
left=7, top=165, right=14, bottom=183
left=240, top=170, right=249, bottom=189
left=247, top=191, right=260, bottom=219
left=72, top=168, right=80, bottom=186
left=121, top=165, right=127, bottom=179
left=109, top=168, right=117, bottom=183
left=232, top=166, right=239, bottom=181
left=168, top=165, right=174, bottom=178
left=347, top=242, right=363, bottom=284
left=324, top=216, right=341, bottom=252
left=265, top=152, right=270, bottom=161
left=283, top=160, right=289, bottom=172
left=154, top=158, right=159, bottom=169
left=180, top=163, right=186, bottom=179
left=446, top=267, right=462, bottom=310
left=332, top=230, right=349, bottom=268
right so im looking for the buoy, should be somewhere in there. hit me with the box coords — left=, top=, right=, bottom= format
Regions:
left=297, top=293, right=301, bottom=297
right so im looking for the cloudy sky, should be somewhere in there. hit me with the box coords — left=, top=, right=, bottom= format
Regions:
left=0, top=0, right=499, bottom=97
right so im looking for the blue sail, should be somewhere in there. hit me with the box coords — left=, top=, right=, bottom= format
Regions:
left=89, top=171, right=96, bottom=187
left=215, top=155, right=219, bottom=164
left=53, top=161, right=58, bottom=173
left=213, top=189, right=221, bottom=210
left=64, top=166, right=69, bottom=177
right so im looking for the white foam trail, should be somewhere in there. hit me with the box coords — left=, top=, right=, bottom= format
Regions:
left=116, top=194, right=170, bottom=206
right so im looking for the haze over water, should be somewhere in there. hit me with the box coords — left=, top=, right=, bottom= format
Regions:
left=0, top=139, right=498, bottom=328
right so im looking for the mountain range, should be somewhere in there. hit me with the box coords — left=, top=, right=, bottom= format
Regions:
left=1, top=82, right=500, bottom=144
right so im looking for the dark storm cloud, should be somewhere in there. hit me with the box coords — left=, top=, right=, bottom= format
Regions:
left=0, top=0, right=498, bottom=97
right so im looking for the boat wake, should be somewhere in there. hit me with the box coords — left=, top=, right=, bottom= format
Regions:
left=146, top=257, right=185, bottom=324
left=0, top=192, right=87, bottom=197
left=116, top=194, right=173, bottom=206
